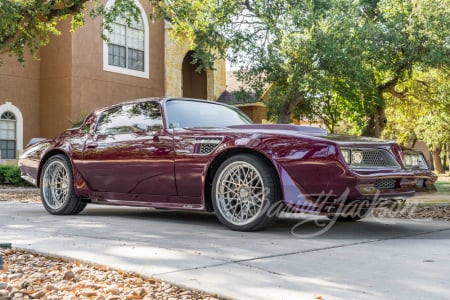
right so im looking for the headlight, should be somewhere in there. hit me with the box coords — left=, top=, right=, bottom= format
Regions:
left=341, top=149, right=351, bottom=164
left=411, top=156, right=419, bottom=168
left=417, top=154, right=428, bottom=169
left=403, top=151, right=427, bottom=169
left=404, top=154, right=413, bottom=167
left=351, top=150, right=363, bottom=165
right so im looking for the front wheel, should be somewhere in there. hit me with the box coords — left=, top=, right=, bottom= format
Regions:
left=212, top=154, right=280, bottom=231
left=40, top=155, right=86, bottom=215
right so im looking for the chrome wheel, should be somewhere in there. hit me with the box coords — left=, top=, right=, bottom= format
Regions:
left=42, top=160, right=70, bottom=210
left=40, top=155, right=86, bottom=215
left=215, top=161, right=267, bottom=226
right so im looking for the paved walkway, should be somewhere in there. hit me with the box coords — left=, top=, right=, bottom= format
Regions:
left=1, top=202, right=450, bottom=300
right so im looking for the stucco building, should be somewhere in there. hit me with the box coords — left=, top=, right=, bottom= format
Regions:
left=0, top=0, right=226, bottom=163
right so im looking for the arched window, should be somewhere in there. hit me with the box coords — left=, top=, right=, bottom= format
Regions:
left=103, top=0, right=149, bottom=78
left=0, top=111, right=17, bottom=159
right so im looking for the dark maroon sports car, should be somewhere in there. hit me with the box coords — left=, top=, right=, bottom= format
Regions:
left=19, top=98, right=436, bottom=231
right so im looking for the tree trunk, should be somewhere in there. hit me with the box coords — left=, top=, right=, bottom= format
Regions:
left=405, top=132, right=417, bottom=149
left=361, top=106, right=387, bottom=138
left=431, top=143, right=444, bottom=174
left=277, top=92, right=305, bottom=124
left=277, top=105, right=291, bottom=124
left=368, top=76, right=405, bottom=138
left=444, top=143, right=449, bottom=173
left=447, top=143, right=450, bottom=173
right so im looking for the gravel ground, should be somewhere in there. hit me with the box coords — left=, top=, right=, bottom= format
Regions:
left=0, top=249, right=221, bottom=300
left=0, top=185, right=40, bottom=204
left=1, top=185, right=449, bottom=300
left=0, top=186, right=223, bottom=300
left=371, top=205, right=450, bottom=221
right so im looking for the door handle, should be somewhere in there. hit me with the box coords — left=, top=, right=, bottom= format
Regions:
left=86, top=141, right=98, bottom=148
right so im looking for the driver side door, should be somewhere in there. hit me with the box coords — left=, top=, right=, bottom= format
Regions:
left=78, top=101, right=176, bottom=196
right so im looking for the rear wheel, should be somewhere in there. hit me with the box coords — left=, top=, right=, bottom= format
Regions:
left=40, top=155, right=86, bottom=215
left=212, top=154, right=280, bottom=231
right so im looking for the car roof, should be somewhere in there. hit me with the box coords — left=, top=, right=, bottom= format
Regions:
left=94, top=97, right=236, bottom=114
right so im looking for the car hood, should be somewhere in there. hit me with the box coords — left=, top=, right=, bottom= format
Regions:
left=226, top=124, right=391, bottom=145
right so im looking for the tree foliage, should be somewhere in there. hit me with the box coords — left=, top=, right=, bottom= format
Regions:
left=384, top=69, right=450, bottom=144
left=151, top=0, right=377, bottom=124
left=361, top=0, right=450, bottom=137
left=1, top=0, right=449, bottom=144
left=383, top=68, right=450, bottom=172
left=0, top=0, right=139, bottom=63
left=149, top=0, right=449, bottom=137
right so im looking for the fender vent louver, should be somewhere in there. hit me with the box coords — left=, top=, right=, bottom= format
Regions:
left=200, top=143, right=218, bottom=154
left=194, top=138, right=223, bottom=155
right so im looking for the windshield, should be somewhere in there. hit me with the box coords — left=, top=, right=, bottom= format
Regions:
left=165, top=99, right=253, bottom=129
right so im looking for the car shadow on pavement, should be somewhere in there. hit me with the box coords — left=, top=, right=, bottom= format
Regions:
left=73, top=205, right=450, bottom=240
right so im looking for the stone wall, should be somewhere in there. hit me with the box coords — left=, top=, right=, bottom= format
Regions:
left=209, top=58, right=226, bottom=101
left=164, top=25, right=226, bottom=100
left=236, top=102, right=269, bottom=123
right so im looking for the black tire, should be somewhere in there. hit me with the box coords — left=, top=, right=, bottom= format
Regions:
left=211, top=154, right=280, bottom=231
left=40, top=154, right=86, bottom=215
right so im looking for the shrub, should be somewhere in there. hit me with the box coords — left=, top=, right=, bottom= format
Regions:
left=0, top=165, right=28, bottom=186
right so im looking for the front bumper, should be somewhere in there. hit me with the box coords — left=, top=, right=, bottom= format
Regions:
left=411, top=170, right=437, bottom=192
left=328, top=169, right=417, bottom=200
left=282, top=168, right=417, bottom=214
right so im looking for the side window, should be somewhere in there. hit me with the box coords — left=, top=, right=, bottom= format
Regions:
left=134, top=102, right=163, bottom=131
left=95, top=102, right=162, bottom=135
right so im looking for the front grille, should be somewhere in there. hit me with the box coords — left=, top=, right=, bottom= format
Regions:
left=341, top=147, right=400, bottom=169
left=199, top=143, right=218, bottom=154
left=363, top=150, right=386, bottom=166
left=374, top=179, right=398, bottom=190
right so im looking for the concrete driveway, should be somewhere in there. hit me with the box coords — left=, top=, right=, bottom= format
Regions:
left=1, top=202, right=450, bottom=300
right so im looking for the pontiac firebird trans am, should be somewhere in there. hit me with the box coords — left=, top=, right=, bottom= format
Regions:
left=19, top=98, right=436, bottom=231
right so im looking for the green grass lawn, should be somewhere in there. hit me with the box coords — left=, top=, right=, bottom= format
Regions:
left=436, top=181, right=450, bottom=193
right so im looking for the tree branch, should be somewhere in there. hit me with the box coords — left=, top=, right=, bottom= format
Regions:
left=378, top=57, right=411, bottom=92
left=242, top=0, right=254, bottom=12
left=47, top=0, right=89, bottom=19
left=384, top=86, right=407, bottom=100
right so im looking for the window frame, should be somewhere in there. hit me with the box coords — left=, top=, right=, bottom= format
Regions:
left=0, top=112, right=17, bottom=159
left=0, top=102, right=23, bottom=160
left=102, top=0, right=150, bottom=79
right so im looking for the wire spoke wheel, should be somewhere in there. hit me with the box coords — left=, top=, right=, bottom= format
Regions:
left=40, top=155, right=86, bottom=215
left=216, top=161, right=266, bottom=226
left=212, top=154, right=279, bottom=231
left=42, top=160, right=70, bottom=209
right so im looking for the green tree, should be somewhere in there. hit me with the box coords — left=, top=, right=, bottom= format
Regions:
left=416, top=113, right=450, bottom=173
left=152, top=0, right=377, bottom=124
left=360, top=0, right=450, bottom=137
left=2, top=0, right=449, bottom=140
left=150, top=0, right=449, bottom=136
left=0, top=0, right=139, bottom=63
left=383, top=68, right=450, bottom=172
